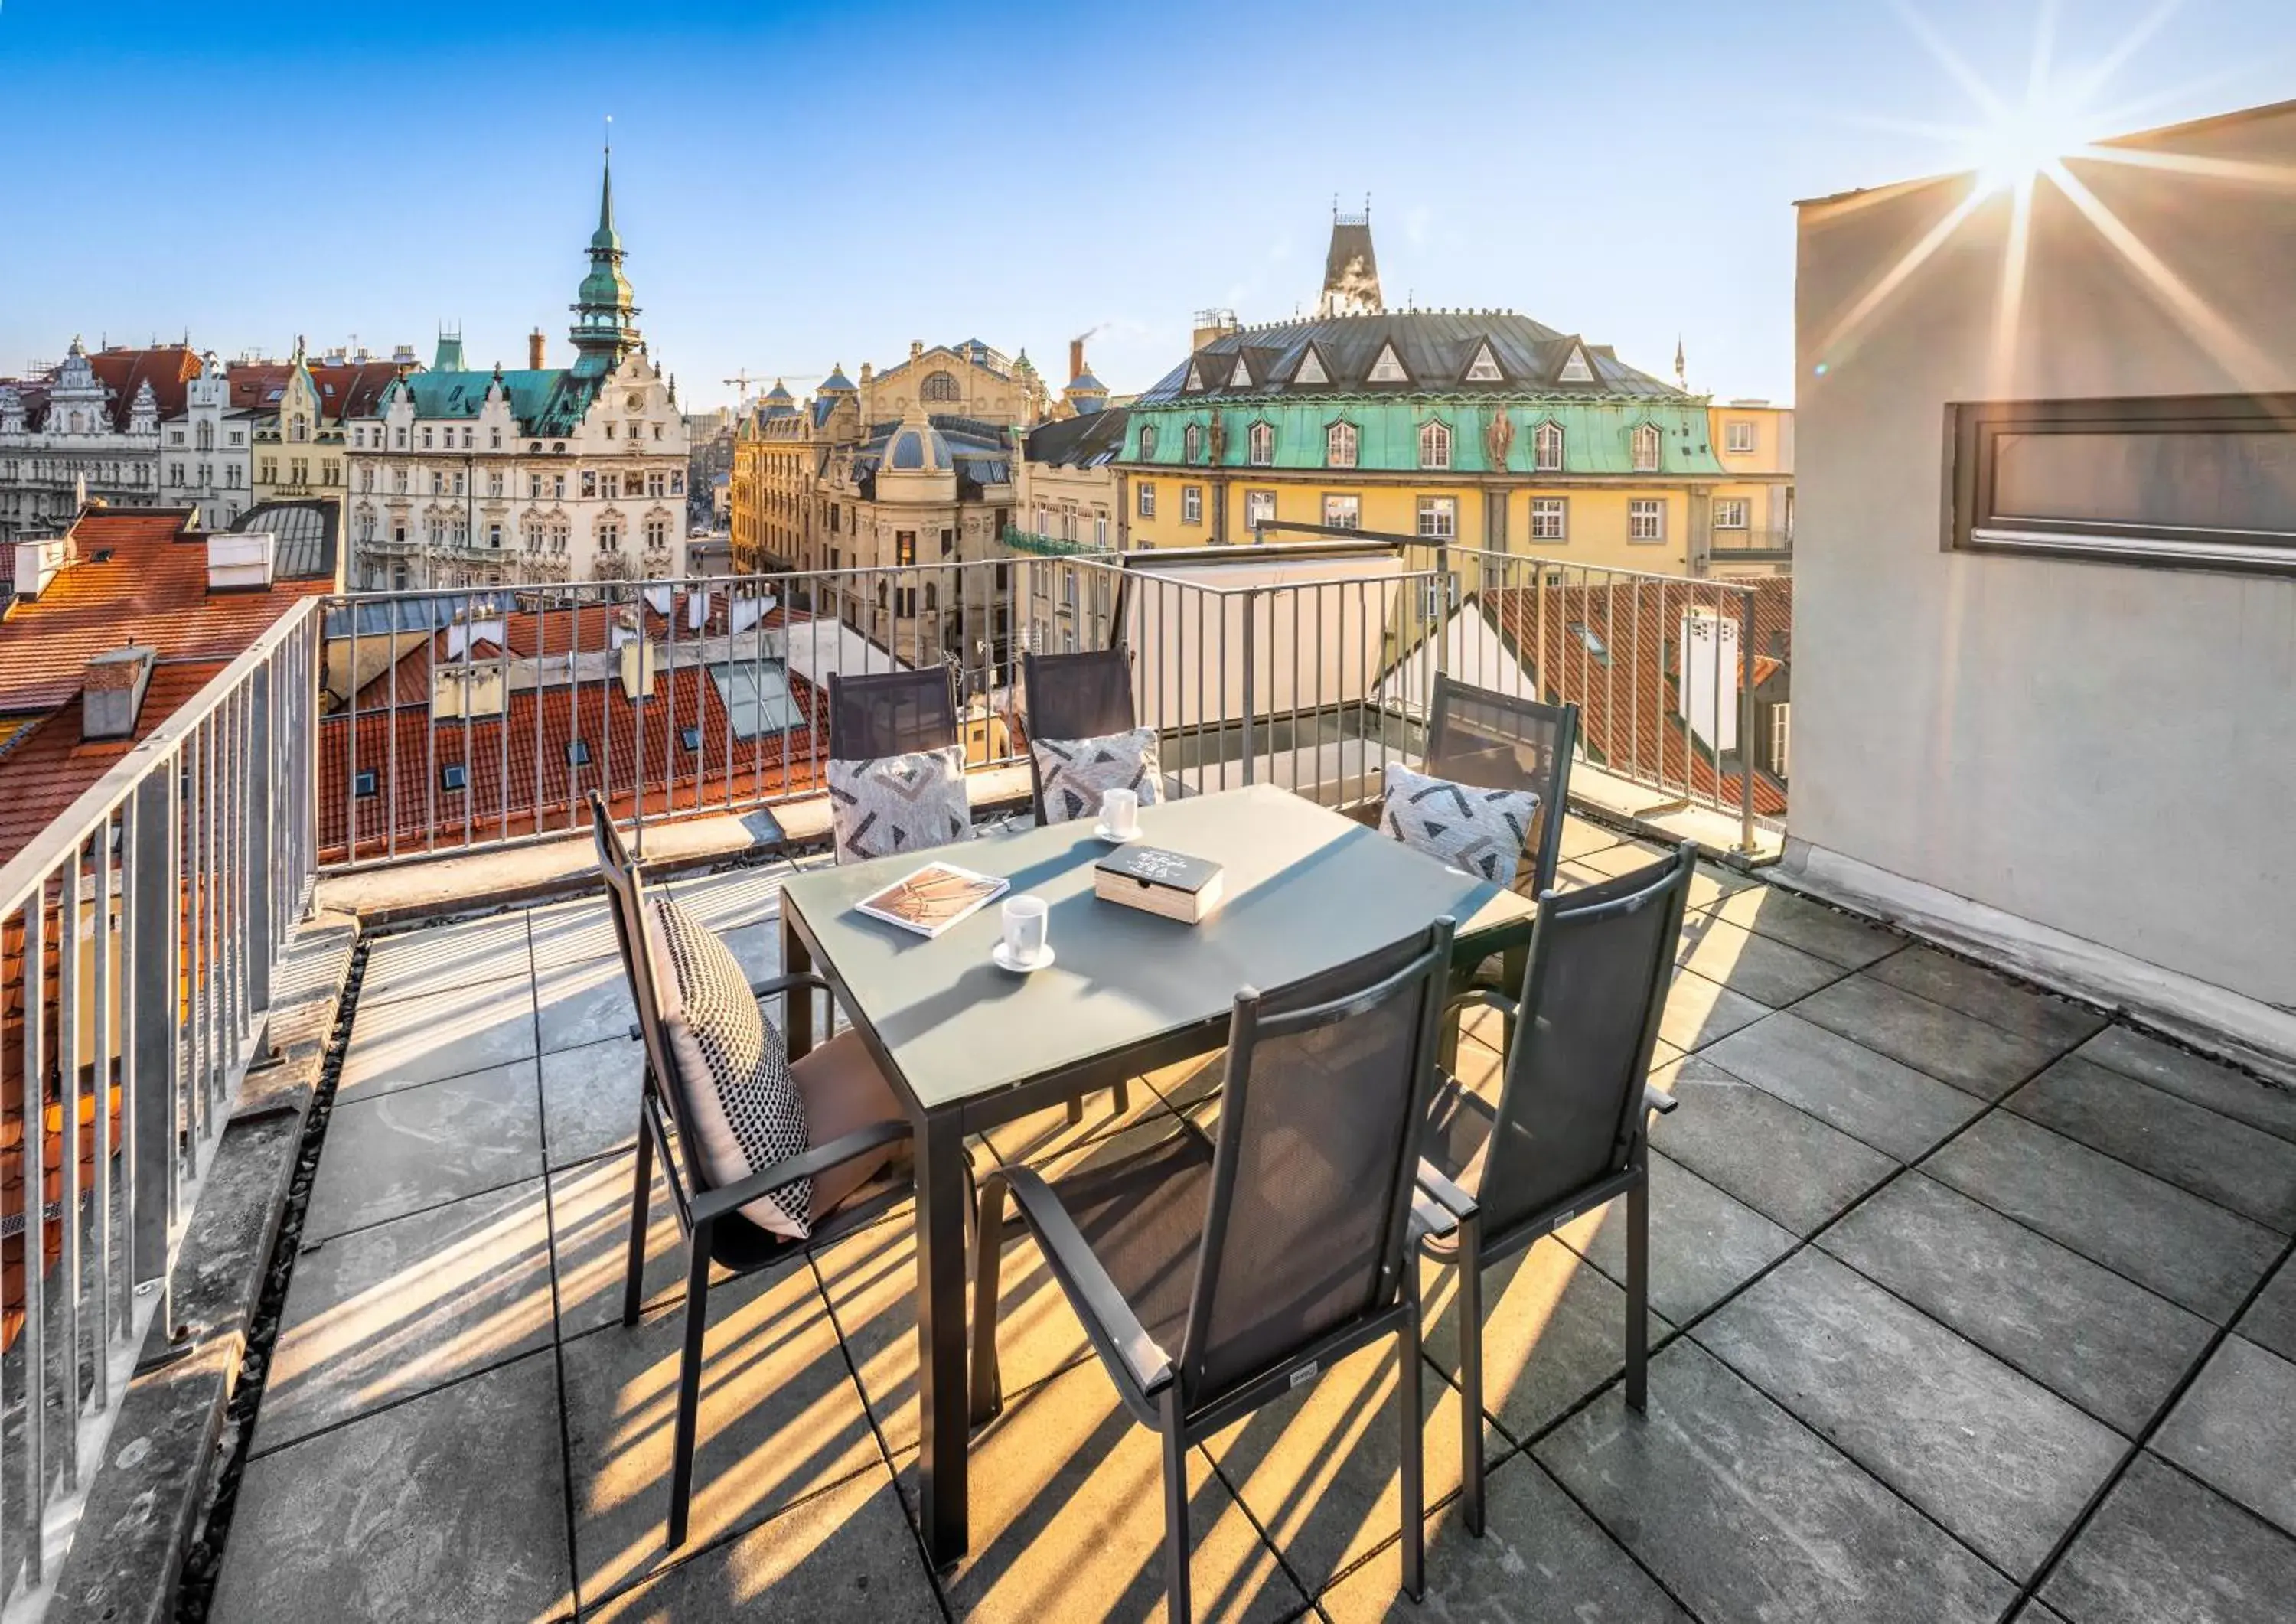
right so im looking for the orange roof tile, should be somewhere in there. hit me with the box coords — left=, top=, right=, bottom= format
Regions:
left=0, top=663, right=220, bottom=864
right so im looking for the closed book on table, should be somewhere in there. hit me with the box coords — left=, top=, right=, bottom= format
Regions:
left=1094, top=846, right=1225, bottom=925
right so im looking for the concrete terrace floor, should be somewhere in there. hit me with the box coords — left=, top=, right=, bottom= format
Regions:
left=208, top=814, right=2296, bottom=1623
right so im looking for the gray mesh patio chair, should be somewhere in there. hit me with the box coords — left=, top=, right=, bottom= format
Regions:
left=1416, top=841, right=1695, bottom=1538
left=1020, top=644, right=1137, bottom=823
left=970, top=918, right=1461, bottom=1622
left=825, top=664, right=961, bottom=761
left=589, top=791, right=916, bottom=1550
left=1423, top=674, right=1579, bottom=898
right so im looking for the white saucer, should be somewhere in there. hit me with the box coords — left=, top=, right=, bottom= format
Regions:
left=1094, top=823, right=1144, bottom=844
left=992, top=941, right=1055, bottom=973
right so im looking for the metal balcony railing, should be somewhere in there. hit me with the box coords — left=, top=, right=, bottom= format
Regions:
left=0, top=601, right=322, bottom=1605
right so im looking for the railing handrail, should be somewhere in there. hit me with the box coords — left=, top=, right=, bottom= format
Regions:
left=0, top=595, right=325, bottom=916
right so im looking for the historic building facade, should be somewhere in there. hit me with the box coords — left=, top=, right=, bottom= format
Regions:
left=343, top=156, right=689, bottom=589
left=156, top=353, right=257, bottom=530
left=0, top=341, right=197, bottom=543
left=1119, top=211, right=1790, bottom=576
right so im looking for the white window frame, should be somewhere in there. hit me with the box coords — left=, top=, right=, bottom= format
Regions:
left=1631, top=422, right=1661, bottom=473
left=1322, top=494, right=1360, bottom=530
left=1247, top=421, right=1274, bottom=466
left=1137, top=481, right=1156, bottom=518
left=1713, top=498, right=1750, bottom=530
left=1629, top=498, right=1665, bottom=543
left=1727, top=420, right=1756, bottom=454
left=1530, top=497, right=1567, bottom=540
left=1416, top=497, right=1457, bottom=540
left=1182, top=484, right=1202, bottom=525
left=1533, top=421, right=1564, bottom=471
left=1244, top=489, right=1277, bottom=532
left=1326, top=420, right=1358, bottom=468
left=1419, top=419, right=1452, bottom=471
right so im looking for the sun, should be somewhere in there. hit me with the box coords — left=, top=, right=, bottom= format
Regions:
left=1971, top=86, right=2099, bottom=194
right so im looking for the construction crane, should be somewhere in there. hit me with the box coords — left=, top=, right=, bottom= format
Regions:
left=723, top=370, right=768, bottom=404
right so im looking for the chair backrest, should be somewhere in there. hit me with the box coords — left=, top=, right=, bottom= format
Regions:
left=1022, top=646, right=1137, bottom=821
left=1424, top=676, right=1578, bottom=895
left=587, top=791, right=704, bottom=1219
left=827, top=666, right=960, bottom=763
left=1471, top=843, right=1695, bottom=1239
left=1178, top=916, right=1456, bottom=1406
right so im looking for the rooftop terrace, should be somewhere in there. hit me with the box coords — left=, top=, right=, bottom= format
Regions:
left=194, top=816, right=2296, bottom=1624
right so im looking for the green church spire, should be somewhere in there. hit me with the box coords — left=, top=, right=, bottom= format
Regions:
left=570, top=132, right=640, bottom=376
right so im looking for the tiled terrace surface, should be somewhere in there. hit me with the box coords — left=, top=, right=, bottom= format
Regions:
left=210, top=816, right=2296, bottom=1622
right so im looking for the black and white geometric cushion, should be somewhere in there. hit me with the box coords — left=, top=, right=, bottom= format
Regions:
left=827, top=745, right=972, bottom=864
left=1032, top=727, right=1162, bottom=824
left=644, top=896, right=813, bottom=1238
left=1378, top=761, right=1539, bottom=884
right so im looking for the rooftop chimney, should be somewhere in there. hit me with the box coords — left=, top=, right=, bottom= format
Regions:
left=528, top=329, right=546, bottom=370
left=12, top=533, right=74, bottom=600
left=207, top=530, right=275, bottom=593
left=393, top=344, right=418, bottom=365
left=1190, top=308, right=1241, bottom=354
left=1068, top=338, right=1086, bottom=384
left=82, top=646, right=156, bottom=742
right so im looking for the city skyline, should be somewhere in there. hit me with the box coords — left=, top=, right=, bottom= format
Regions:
left=4, top=0, right=2290, bottom=409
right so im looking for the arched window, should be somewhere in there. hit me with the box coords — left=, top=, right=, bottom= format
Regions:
left=920, top=370, right=961, bottom=403
left=1247, top=421, right=1274, bottom=466
left=1534, top=420, right=1565, bottom=471
left=1631, top=422, right=1661, bottom=472
left=1183, top=422, right=1203, bottom=462
left=1419, top=419, right=1452, bottom=471
left=1139, top=423, right=1157, bottom=458
left=1326, top=421, right=1358, bottom=468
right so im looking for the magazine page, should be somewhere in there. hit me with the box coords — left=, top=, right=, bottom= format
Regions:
left=853, top=863, right=1010, bottom=938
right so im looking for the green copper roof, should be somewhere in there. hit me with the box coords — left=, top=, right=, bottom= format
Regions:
left=1123, top=399, right=1723, bottom=477
left=386, top=369, right=605, bottom=437
left=570, top=150, right=639, bottom=374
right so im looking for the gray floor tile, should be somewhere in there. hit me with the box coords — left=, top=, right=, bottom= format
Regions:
left=1822, top=1173, right=2212, bottom=1436
left=1701, top=1012, right=1985, bottom=1162
left=207, top=1351, right=572, bottom=1624
left=256, top=1179, right=555, bottom=1455
left=2152, top=1336, right=2296, bottom=1539
left=666, top=863, right=795, bottom=933
left=548, top=1150, right=751, bottom=1342
left=582, top=1466, right=942, bottom=1622
left=1864, top=945, right=2108, bottom=1052
left=2043, top=1452, right=2296, bottom=1624
left=359, top=913, right=531, bottom=1006
left=1695, top=1250, right=2123, bottom=1578
left=304, top=1063, right=543, bottom=1241
left=1659, top=968, right=1771, bottom=1053
left=338, top=979, right=538, bottom=1101
left=2078, top=1025, right=2296, bottom=1145
left=2007, top=1055, right=2296, bottom=1231
left=1536, top=1339, right=2014, bottom=1624
left=1556, top=1151, right=1795, bottom=1326
left=527, top=895, right=620, bottom=971
left=1651, top=1055, right=1899, bottom=1235
left=1676, top=914, right=1850, bottom=1006
left=1557, top=815, right=1629, bottom=861
left=1792, top=974, right=2067, bottom=1101
left=541, top=1035, right=641, bottom=1170
left=536, top=959, right=640, bottom=1055
left=2237, top=1254, right=2296, bottom=1363
left=1319, top=1453, right=1689, bottom=1623
left=1923, top=1111, right=2281, bottom=1322
left=1696, top=884, right=1903, bottom=970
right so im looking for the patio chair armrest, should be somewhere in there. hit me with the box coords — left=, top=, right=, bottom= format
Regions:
left=1444, top=985, right=1518, bottom=1023
left=1409, top=1185, right=1458, bottom=1243
left=749, top=970, right=834, bottom=1003
left=1001, top=1164, right=1176, bottom=1397
left=690, top=1118, right=913, bottom=1225
left=1414, top=1157, right=1477, bottom=1221
left=1642, top=1084, right=1678, bottom=1117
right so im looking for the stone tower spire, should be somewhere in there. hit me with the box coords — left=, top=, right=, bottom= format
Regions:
left=569, top=135, right=641, bottom=376
left=1318, top=195, right=1384, bottom=318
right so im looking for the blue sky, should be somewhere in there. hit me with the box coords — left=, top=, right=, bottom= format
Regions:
left=2, top=1, right=2288, bottom=409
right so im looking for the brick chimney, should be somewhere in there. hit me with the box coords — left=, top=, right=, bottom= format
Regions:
left=1068, top=338, right=1086, bottom=385
left=529, top=329, right=546, bottom=370
left=83, top=646, right=156, bottom=742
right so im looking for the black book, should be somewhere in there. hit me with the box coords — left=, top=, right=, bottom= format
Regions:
left=1093, top=845, right=1225, bottom=925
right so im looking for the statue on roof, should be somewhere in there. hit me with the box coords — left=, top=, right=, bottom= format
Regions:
left=1206, top=412, right=1227, bottom=464
left=1486, top=407, right=1515, bottom=470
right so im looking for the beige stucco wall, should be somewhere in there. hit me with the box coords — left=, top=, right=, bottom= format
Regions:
left=1790, top=102, right=2296, bottom=1009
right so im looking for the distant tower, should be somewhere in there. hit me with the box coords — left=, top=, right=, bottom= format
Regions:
left=569, top=141, right=642, bottom=376
left=435, top=324, right=467, bottom=371
left=1674, top=335, right=1687, bottom=392
left=1318, top=195, right=1384, bottom=318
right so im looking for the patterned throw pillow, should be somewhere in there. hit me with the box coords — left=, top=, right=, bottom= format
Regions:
left=1378, top=761, right=1539, bottom=884
left=643, top=897, right=813, bottom=1238
left=1032, top=727, right=1163, bottom=824
left=827, top=745, right=971, bottom=863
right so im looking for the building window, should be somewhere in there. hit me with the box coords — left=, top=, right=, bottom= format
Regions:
left=566, top=739, right=591, bottom=768
left=1139, top=424, right=1157, bottom=458
left=1138, top=482, right=1156, bottom=518
left=598, top=520, right=621, bottom=551
left=645, top=517, right=669, bottom=549
left=1322, top=494, right=1360, bottom=530
left=1182, top=485, right=1202, bottom=525
left=1727, top=420, right=1756, bottom=454
left=1184, top=422, right=1203, bottom=463
left=1419, top=420, right=1452, bottom=471
left=941, top=526, right=955, bottom=556
left=440, top=764, right=468, bottom=793
left=530, top=474, right=543, bottom=499
left=488, top=471, right=504, bottom=497
left=1326, top=421, right=1358, bottom=468
left=1247, top=422, right=1274, bottom=465
left=1531, top=497, right=1567, bottom=540
left=581, top=470, right=597, bottom=498
left=422, top=427, right=433, bottom=448
left=353, top=770, right=378, bottom=799
left=1244, top=490, right=1277, bottom=533
left=920, top=370, right=961, bottom=403
left=1714, top=498, right=1750, bottom=530
left=895, top=530, right=916, bottom=566
left=1631, top=422, right=1662, bottom=473
left=488, top=522, right=503, bottom=548
left=1534, top=421, right=1564, bottom=471
left=1417, top=497, right=1457, bottom=540
left=1629, top=499, right=1665, bottom=542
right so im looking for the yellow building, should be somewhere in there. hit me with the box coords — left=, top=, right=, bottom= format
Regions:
left=1706, top=397, right=1795, bottom=576
left=249, top=342, right=409, bottom=517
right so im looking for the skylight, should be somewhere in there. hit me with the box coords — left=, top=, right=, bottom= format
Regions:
left=710, top=660, right=806, bottom=740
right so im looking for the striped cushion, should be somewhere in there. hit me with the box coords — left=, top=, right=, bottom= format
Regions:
left=1378, top=761, right=1538, bottom=885
left=1032, top=727, right=1162, bottom=824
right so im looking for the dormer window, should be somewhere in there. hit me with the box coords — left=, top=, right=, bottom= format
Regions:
left=1419, top=419, right=1452, bottom=471
left=1367, top=343, right=1409, bottom=384
left=1534, top=421, right=1565, bottom=471
left=1293, top=346, right=1329, bottom=386
left=1184, top=422, right=1204, bottom=463
left=1139, top=423, right=1158, bottom=458
left=1183, top=360, right=1205, bottom=392
left=1247, top=422, right=1274, bottom=466
left=1230, top=356, right=1253, bottom=389
left=1630, top=422, right=1662, bottom=473
left=1557, top=346, right=1595, bottom=384
left=1464, top=343, right=1503, bottom=383
left=1326, top=421, right=1358, bottom=469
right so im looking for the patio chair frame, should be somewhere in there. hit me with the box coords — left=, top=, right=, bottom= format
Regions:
left=1417, top=842, right=1695, bottom=1538
left=969, top=917, right=1461, bottom=1622
left=587, top=790, right=916, bottom=1549
left=1423, top=673, right=1580, bottom=901
left=825, top=664, right=962, bottom=763
left=1019, top=644, right=1139, bottom=826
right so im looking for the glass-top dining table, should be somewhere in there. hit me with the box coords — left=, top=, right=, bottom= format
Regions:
left=777, top=782, right=1540, bottom=1569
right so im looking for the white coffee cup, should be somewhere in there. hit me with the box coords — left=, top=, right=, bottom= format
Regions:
left=1103, top=788, right=1140, bottom=838
left=1003, top=895, right=1049, bottom=965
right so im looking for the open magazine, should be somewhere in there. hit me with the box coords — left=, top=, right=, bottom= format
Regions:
left=853, top=862, right=1009, bottom=939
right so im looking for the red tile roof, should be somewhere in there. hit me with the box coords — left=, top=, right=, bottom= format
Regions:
left=309, top=360, right=409, bottom=422
left=0, top=510, right=330, bottom=710
left=0, top=664, right=220, bottom=864
left=227, top=364, right=296, bottom=413
left=81, top=346, right=201, bottom=429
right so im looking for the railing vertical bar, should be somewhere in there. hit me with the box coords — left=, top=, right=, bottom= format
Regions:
left=59, top=845, right=83, bottom=1488
left=1740, top=584, right=1759, bottom=851
left=21, top=887, right=47, bottom=1585
left=92, top=808, right=116, bottom=1398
